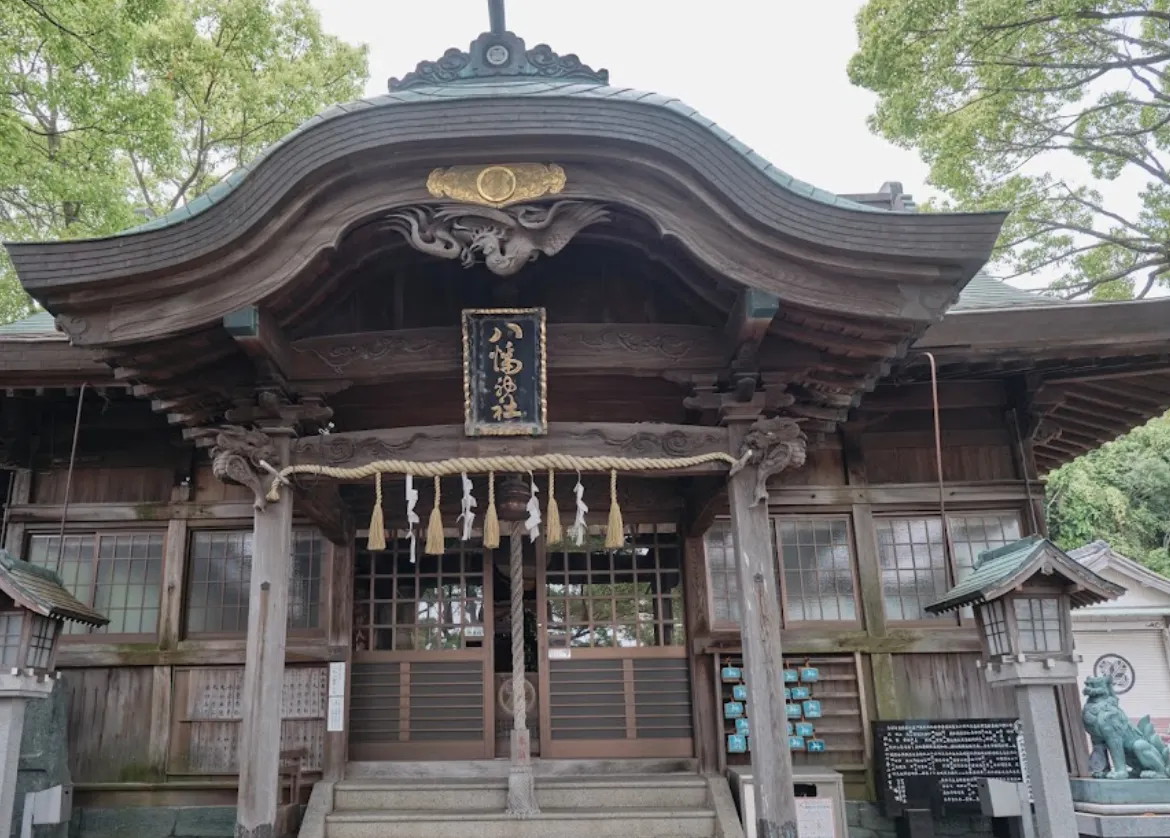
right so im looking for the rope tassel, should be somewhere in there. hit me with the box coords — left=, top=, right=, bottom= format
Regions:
left=368, top=473, right=387, bottom=551
left=605, top=469, right=624, bottom=549
left=425, top=476, right=444, bottom=555
left=546, top=469, right=563, bottom=547
left=484, top=471, right=500, bottom=549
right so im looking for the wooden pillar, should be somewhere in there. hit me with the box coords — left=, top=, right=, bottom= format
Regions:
left=725, top=417, right=799, bottom=838
left=324, top=540, right=353, bottom=781
left=236, top=431, right=293, bottom=838
left=683, top=534, right=720, bottom=774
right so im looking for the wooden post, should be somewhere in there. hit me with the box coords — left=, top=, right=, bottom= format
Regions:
left=725, top=416, right=800, bottom=838
left=683, top=535, right=720, bottom=774
left=236, top=431, right=293, bottom=838
left=323, top=540, right=353, bottom=781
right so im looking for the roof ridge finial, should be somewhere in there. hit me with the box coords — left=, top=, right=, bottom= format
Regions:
left=488, top=0, right=506, bottom=35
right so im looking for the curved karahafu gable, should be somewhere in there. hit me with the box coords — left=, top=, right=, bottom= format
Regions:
left=3, top=28, right=1006, bottom=348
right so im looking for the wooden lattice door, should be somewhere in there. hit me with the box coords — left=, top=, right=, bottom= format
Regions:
left=536, top=524, right=694, bottom=759
left=348, top=536, right=494, bottom=760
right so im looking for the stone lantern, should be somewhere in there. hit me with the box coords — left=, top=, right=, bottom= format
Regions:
left=0, top=551, right=107, bottom=832
left=927, top=535, right=1123, bottom=838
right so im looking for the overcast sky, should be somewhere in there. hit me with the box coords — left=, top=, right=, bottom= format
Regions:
left=312, top=0, right=928, bottom=199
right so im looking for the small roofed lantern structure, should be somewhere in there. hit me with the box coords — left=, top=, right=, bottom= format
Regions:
left=927, top=535, right=1124, bottom=837
left=0, top=550, right=107, bottom=833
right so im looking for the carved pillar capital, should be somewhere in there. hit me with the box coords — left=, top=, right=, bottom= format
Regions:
left=210, top=425, right=283, bottom=510
left=730, top=415, right=808, bottom=507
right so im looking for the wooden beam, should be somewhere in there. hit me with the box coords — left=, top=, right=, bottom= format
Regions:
left=293, top=482, right=353, bottom=546
left=765, top=481, right=1040, bottom=506
left=291, top=423, right=732, bottom=475
left=6, top=501, right=255, bottom=524
left=857, top=380, right=1007, bottom=412
left=55, top=640, right=338, bottom=668
left=725, top=288, right=780, bottom=369
left=694, top=627, right=984, bottom=655
left=224, top=306, right=296, bottom=380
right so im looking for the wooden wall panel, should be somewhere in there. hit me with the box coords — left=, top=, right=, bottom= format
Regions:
left=773, top=446, right=845, bottom=487
left=891, top=653, right=1018, bottom=720
left=169, top=665, right=327, bottom=774
left=63, top=667, right=156, bottom=782
left=33, top=467, right=174, bottom=504
left=864, top=444, right=1017, bottom=484
left=192, top=464, right=252, bottom=504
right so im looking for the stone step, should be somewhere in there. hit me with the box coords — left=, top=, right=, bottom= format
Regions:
left=334, top=775, right=710, bottom=811
left=325, top=807, right=717, bottom=838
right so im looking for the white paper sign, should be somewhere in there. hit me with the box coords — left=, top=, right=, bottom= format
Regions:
left=327, top=695, right=345, bottom=732
left=548, top=648, right=572, bottom=660
left=795, top=798, right=837, bottom=838
left=465, top=626, right=484, bottom=638
left=328, top=662, right=346, bottom=697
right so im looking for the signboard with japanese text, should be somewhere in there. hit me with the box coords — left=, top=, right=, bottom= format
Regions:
left=462, top=308, right=547, bottom=436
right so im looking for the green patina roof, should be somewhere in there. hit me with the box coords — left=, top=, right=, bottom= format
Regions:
left=0, top=311, right=59, bottom=339
left=950, top=273, right=1065, bottom=312
left=927, top=535, right=1124, bottom=614
left=0, top=550, right=108, bottom=626
left=119, top=78, right=886, bottom=238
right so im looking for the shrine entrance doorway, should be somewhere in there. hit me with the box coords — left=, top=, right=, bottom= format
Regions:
left=536, top=523, right=694, bottom=759
left=348, top=535, right=495, bottom=760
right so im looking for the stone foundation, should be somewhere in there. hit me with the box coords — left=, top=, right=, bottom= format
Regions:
left=70, top=806, right=235, bottom=838
left=846, top=801, right=994, bottom=838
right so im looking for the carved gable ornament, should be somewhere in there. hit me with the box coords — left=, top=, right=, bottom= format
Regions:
left=386, top=200, right=609, bottom=277
left=427, top=163, right=566, bottom=208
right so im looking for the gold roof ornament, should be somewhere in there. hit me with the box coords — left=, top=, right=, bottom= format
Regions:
left=426, top=163, right=567, bottom=208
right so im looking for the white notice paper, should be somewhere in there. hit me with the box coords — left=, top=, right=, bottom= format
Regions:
left=795, top=798, right=837, bottom=838
left=328, top=662, right=346, bottom=697
left=547, top=648, right=572, bottom=660
left=327, top=695, right=345, bottom=732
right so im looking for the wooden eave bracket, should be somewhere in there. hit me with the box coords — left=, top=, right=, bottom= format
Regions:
left=223, top=305, right=296, bottom=382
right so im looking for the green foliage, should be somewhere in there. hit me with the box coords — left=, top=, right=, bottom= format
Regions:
left=0, top=0, right=368, bottom=321
left=1046, top=412, right=1170, bottom=575
left=850, top=2, right=1170, bottom=300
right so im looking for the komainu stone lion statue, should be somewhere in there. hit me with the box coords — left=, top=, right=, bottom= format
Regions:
left=1082, top=675, right=1170, bottom=779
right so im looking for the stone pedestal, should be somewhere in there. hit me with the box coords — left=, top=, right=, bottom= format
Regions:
left=0, top=674, right=57, bottom=836
left=1014, top=683, right=1078, bottom=837
left=1072, top=778, right=1170, bottom=838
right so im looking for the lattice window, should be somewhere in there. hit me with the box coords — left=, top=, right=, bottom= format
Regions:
left=982, top=599, right=1010, bottom=656
left=1014, top=596, right=1063, bottom=654
left=950, top=514, right=1023, bottom=583
left=186, top=529, right=325, bottom=635
left=704, top=522, right=740, bottom=625
left=26, top=615, right=55, bottom=669
left=545, top=524, right=684, bottom=649
left=28, top=532, right=164, bottom=636
left=876, top=513, right=1023, bottom=623
left=0, top=613, right=22, bottom=668
left=777, top=517, right=857, bottom=623
left=352, top=537, right=486, bottom=652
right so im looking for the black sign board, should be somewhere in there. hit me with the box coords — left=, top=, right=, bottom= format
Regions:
left=462, top=308, right=547, bottom=436
left=873, top=719, right=1027, bottom=816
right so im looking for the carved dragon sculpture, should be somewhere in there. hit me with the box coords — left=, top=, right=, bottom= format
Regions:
left=1083, top=675, right=1170, bottom=779
left=211, top=425, right=278, bottom=510
left=737, top=416, right=808, bottom=506
left=385, top=200, right=610, bottom=276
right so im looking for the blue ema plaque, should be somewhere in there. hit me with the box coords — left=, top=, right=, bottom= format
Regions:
left=724, top=701, right=744, bottom=719
left=789, top=736, right=806, bottom=750
left=735, top=717, right=750, bottom=736
left=807, top=739, right=827, bottom=753
left=784, top=687, right=792, bottom=700
left=787, top=703, right=803, bottom=719
left=727, top=734, right=747, bottom=753
left=721, top=666, right=742, bottom=682
left=732, top=684, right=748, bottom=701
left=790, top=686, right=811, bottom=701
left=783, top=669, right=799, bottom=683
left=787, top=722, right=794, bottom=736
left=800, top=667, right=820, bottom=683
left=803, top=700, right=823, bottom=718
left=796, top=721, right=815, bottom=738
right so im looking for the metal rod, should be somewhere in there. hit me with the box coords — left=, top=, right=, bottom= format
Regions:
left=923, top=354, right=955, bottom=575
left=1010, top=408, right=1041, bottom=534
left=0, top=469, right=14, bottom=552
left=488, top=0, right=506, bottom=33
left=55, top=382, right=87, bottom=573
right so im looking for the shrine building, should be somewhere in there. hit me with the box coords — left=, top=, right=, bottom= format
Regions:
left=3, top=8, right=1170, bottom=838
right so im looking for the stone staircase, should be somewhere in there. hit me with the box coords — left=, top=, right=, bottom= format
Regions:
left=317, top=767, right=728, bottom=838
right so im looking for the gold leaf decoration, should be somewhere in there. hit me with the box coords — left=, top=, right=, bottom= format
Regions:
left=426, top=163, right=567, bottom=208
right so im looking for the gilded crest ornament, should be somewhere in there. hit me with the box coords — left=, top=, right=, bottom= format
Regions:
left=427, top=163, right=567, bottom=208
